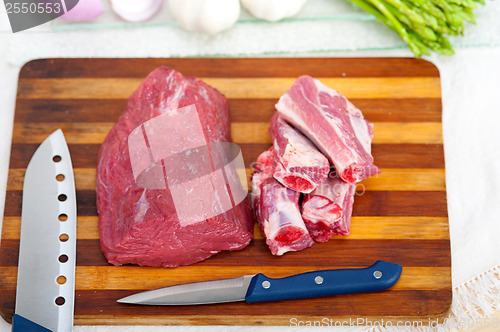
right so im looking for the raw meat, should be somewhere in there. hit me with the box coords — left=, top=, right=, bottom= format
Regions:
left=250, top=148, right=274, bottom=222
left=96, top=67, right=254, bottom=268
left=302, top=176, right=356, bottom=242
left=269, top=113, right=330, bottom=193
left=276, top=75, right=381, bottom=183
left=259, top=178, right=314, bottom=255
left=251, top=149, right=314, bottom=255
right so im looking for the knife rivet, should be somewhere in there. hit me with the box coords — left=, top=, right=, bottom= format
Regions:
left=315, top=276, right=324, bottom=284
left=262, top=280, right=271, bottom=289
left=373, top=271, right=382, bottom=279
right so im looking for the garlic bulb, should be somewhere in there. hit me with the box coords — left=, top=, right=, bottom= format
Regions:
left=169, top=0, right=241, bottom=35
left=110, top=0, right=163, bottom=22
left=241, top=0, right=308, bottom=22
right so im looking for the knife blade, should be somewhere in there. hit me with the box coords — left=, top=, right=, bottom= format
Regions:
left=117, top=260, right=402, bottom=305
left=12, top=129, right=77, bottom=332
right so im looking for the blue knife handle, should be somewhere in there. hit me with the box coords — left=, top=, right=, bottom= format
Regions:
left=245, top=260, right=402, bottom=303
left=12, top=314, right=52, bottom=332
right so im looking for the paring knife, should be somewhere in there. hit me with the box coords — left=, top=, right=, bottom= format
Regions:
left=13, top=130, right=77, bottom=332
left=117, top=260, right=402, bottom=305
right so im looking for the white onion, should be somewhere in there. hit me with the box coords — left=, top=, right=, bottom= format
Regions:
left=60, top=0, right=105, bottom=21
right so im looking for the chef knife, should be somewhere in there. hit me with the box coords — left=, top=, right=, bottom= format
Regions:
left=117, top=260, right=402, bottom=305
left=12, top=129, right=77, bottom=332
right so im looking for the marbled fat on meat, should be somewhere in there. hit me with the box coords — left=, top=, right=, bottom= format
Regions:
left=269, top=113, right=330, bottom=193
left=276, top=75, right=381, bottom=183
left=250, top=148, right=274, bottom=223
left=96, top=67, right=253, bottom=268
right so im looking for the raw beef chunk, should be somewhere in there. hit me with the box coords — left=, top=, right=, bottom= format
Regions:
left=269, top=113, right=330, bottom=193
left=251, top=149, right=314, bottom=255
left=97, top=67, right=254, bottom=268
left=302, top=176, right=355, bottom=242
left=276, top=75, right=380, bottom=183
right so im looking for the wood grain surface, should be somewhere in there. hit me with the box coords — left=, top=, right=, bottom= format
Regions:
left=0, top=58, right=451, bottom=326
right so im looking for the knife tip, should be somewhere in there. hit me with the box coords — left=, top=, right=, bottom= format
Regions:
left=116, top=297, right=133, bottom=304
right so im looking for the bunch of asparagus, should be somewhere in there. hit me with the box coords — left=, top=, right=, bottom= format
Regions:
left=348, top=0, right=485, bottom=56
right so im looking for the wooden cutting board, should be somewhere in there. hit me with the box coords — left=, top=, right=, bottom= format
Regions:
left=0, top=58, right=451, bottom=326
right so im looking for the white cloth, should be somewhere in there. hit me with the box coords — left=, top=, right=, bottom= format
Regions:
left=1, top=0, right=500, bottom=331
left=4, top=0, right=500, bottom=65
left=437, top=49, right=500, bottom=283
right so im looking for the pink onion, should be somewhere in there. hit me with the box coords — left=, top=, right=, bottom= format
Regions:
left=110, top=0, right=163, bottom=22
left=60, top=0, right=105, bottom=21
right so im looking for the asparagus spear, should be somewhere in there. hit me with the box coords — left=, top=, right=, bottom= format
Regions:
left=346, top=0, right=484, bottom=56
